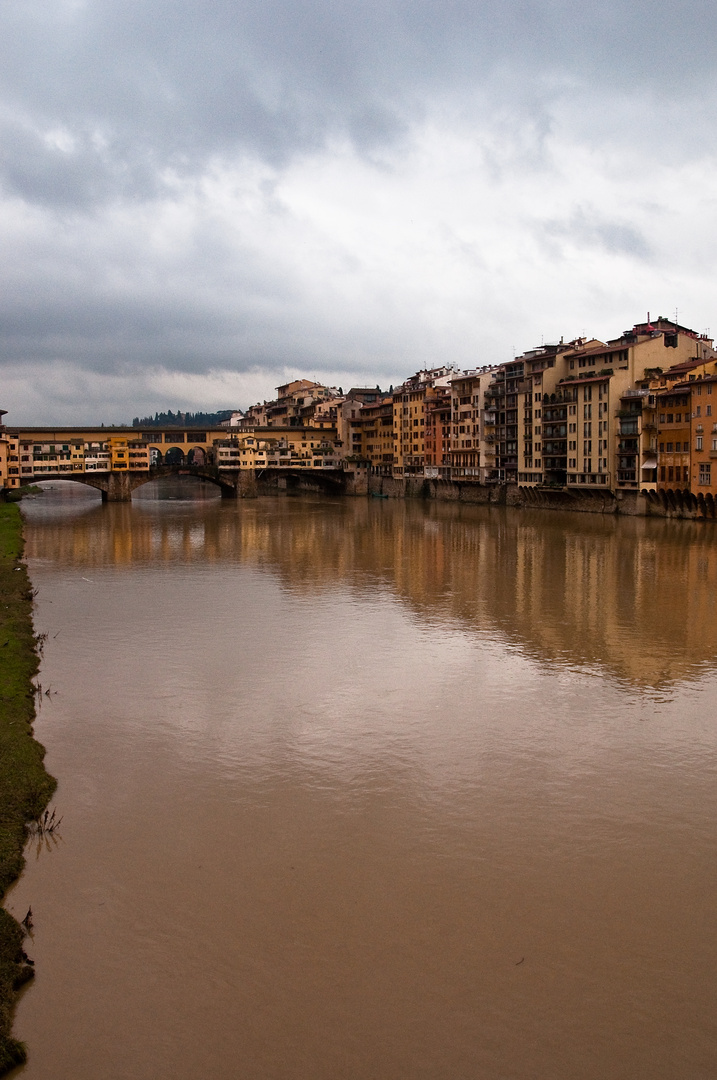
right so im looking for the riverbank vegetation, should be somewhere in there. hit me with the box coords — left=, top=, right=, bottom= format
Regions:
left=0, top=504, right=56, bottom=1073
left=4, top=487, right=42, bottom=504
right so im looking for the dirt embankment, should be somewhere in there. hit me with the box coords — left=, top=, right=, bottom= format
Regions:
left=0, top=504, right=56, bottom=1073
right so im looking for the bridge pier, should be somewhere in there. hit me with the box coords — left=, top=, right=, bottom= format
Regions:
left=101, top=472, right=135, bottom=502
left=237, top=469, right=258, bottom=498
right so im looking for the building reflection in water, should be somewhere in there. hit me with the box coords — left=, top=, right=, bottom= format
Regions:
left=21, top=478, right=717, bottom=689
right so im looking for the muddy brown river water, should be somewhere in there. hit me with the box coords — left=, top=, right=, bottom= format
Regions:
left=6, top=480, right=717, bottom=1078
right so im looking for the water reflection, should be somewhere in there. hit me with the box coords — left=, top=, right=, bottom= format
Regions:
left=9, top=484, right=717, bottom=1080
left=21, top=483, right=717, bottom=689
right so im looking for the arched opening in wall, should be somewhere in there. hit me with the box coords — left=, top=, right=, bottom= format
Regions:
left=165, top=447, right=186, bottom=466
left=149, top=446, right=163, bottom=466
left=186, top=446, right=206, bottom=466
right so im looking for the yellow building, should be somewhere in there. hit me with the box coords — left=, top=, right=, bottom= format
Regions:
left=393, top=368, right=454, bottom=478
left=0, top=410, right=9, bottom=490
left=108, top=436, right=149, bottom=472
left=358, top=396, right=394, bottom=475
left=4, top=430, right=21, bottom=489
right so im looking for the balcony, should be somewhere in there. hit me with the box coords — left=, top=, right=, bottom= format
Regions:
left=566, top=473, right=611, bottom=486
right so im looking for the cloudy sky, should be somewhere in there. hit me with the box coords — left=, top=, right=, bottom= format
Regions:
left=2, top=0, right=717, bottom=423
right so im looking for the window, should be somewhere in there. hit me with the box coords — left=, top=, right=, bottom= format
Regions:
left=666, top=442, right=673, bottom=452
left=708, top=405, right=713, bottom=416
left=696, top=437, right=703, bottom=451
left=659, top=414, right=665, bottom=423
left=699, top=462, right=711, bottom=485
left=696, top=406, right=701, bottom=417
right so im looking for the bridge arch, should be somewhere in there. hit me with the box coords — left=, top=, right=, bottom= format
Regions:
left=186, top=446, right=207, bottom=467
left=27, top=465, right=240, bottom=501
left=24, top=463, right=347, bottom=501
left=164, top=447, right=186, bottom=466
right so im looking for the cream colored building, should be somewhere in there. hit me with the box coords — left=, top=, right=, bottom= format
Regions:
left=508, top=317, right=715, bottom=492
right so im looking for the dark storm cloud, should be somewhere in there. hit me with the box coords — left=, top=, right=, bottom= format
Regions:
left=2, top=0, right=717, bottom=421
left=2, top=0, right=716, bottom=208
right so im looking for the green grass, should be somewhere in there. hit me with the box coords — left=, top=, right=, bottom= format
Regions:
left=0, top=504, right=56, bottom=1073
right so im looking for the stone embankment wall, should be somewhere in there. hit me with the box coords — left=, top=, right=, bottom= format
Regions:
left=367, top=476, right=717, bottom=520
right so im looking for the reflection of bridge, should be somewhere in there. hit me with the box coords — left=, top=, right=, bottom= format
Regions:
left=29, top=463, right=350, bottom=501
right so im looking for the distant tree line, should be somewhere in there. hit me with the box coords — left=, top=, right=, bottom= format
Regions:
left=131, top=410, right=235, bottom=428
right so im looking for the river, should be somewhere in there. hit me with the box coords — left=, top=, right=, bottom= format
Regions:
left=7, top=480, right=717, bottom=1079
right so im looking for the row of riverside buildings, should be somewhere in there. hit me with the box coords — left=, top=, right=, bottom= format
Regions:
left=3, top=315, right=717, bottom=503
left=227, top=315, right=717, bottom=500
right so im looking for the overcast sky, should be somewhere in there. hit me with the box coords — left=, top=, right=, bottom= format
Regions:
left=2, top=0, right=717, bottom=423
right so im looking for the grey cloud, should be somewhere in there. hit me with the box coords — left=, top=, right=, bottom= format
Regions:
left=541, top=207, right=652, bottom=260
left=2, top=0, right=716, bottom=209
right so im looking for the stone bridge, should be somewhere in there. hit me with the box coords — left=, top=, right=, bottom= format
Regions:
left=29, top=463, right=351, bottom=501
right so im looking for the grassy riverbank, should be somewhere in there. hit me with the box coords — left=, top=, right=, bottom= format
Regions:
left=0, top=504, right=56, bottom=1073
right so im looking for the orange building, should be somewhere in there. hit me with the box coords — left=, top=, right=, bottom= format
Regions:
left=424, top=386, right=452, bottom=478
left=656, top=386, right=691, bottom=490
left=689, top=375, right=717, bottom=498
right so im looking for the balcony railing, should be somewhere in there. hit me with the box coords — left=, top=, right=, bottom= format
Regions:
left=566, top=473, right=611, bottom=486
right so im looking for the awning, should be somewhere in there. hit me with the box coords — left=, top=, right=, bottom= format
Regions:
left=641, top=458, right=658, bottom=470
